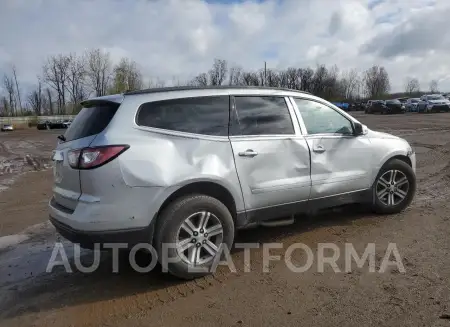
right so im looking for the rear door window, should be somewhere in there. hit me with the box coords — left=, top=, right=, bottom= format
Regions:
left=64, top=103, right=120, bottom=142
left=230, top=96, right=294, bottom=136
left=136, top=96, right=230, bottom=136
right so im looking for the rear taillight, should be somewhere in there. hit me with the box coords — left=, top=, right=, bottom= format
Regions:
left=68, top=145, right=129, bottom=170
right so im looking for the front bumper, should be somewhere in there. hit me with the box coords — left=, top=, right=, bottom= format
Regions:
left=408, top=151, right=416, bottom=173
left=427, top=105, right=450, bottom=112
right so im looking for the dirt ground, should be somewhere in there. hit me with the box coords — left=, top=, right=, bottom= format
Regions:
left=1, top=113, right=450, bottom=327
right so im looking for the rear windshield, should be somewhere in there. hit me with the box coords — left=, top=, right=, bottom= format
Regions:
left=64, top=103, right=119, bottom=142
left=386, top=100, right=401, bottom=104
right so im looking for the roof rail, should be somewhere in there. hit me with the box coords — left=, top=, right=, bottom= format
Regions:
left=124, top=85, right=311, bottom=96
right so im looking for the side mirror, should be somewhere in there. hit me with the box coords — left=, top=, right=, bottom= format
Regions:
left=353, top=122, right=364, bottom=136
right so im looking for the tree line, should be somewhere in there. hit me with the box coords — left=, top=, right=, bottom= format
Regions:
left=0, top=48, right=440, bottom=117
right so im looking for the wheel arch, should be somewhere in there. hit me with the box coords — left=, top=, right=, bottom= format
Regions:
left=155, top=180, right=242, bottom=228
left=371, top=152, right=412, bottom=185
left=382, top=154, right=412, bottom=168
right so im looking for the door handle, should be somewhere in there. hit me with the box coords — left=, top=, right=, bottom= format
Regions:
left=238, top=149, right=258, bottom=157
left=313, top=145, right=326, bottom=153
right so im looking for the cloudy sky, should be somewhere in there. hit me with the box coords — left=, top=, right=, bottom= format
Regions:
left=1, top=0, right=450, bottom=95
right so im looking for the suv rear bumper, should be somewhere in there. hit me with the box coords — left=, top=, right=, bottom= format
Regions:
left=49, top=216, right=154, bottom=249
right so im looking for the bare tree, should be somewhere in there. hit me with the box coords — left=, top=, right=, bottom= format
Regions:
left=28, top=78, right=43, bottom=115
left=1, top=96, right=10, bottom=116
left=3, top=73, right=16, bottom=115
left=429, top=79, right=439, bottom=93
left=311, top=65, right=330, bottom=96
left=171, top=76, right=186, bottom=87
left=404, top=77, right=420, bottom=94
left=265, top=69, right=280, bottom=87
left=228, top=66, right=243, bottom=85
left=111, top=57, right=143, bottom=93
left=285, top=68, right=301, bottom=89
left=340, top=69, right=360, bottom=99
left=45, top=88, right=54, bottom=115
left=241, top=71, right=261, bottom=86
left=12, top=66, right=22, bottom=112
left=363, top=65, right=390, bottom=98
left=43, top=54, right=70, bottom=113
left=148, top=77, right=166, bottom=88
left=298, top=68, right=314, bottom=92
left=322, top=65, right=340, bottom=99
left=208, top=59, right=228, bottom=86
left=66, top=53, right=87, bottom=108
left=192, top=72, right=209, bottom=86
left=85, top=48, right=112, bottom=96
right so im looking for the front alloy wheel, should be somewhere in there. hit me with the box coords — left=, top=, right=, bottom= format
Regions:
left=376, top=170, right=409, bottom=206
left=372, top=159, right=416, bottom=214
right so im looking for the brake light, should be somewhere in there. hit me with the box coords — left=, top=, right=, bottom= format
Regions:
left=68, top=145, right=129, bottom=169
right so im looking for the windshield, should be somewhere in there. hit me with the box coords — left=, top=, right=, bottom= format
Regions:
left=428, top=95, right=445, bottom=100
left=410, top=99, right=419, bottom=103
left=386, top=100, right=401, bottom=104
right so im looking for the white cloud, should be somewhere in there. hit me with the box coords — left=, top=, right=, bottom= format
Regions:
left=0, top=0, right=449, bottom=94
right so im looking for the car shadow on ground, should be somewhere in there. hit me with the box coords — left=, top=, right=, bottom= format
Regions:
left=1, top=204, right=384, bottom=320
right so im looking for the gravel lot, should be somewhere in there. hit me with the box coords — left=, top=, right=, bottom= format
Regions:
left=1, top=112, right=450, bottom=327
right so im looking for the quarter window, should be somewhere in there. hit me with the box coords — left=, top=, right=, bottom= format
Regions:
left=136, top=96, right=229, bottom=136
left=293, top=98, right=354, bottom=135
left=231, top=96, right=294, bottom=136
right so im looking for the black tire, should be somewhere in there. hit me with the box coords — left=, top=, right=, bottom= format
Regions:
left=154, top=194, right=235, bottom=280
left=371, top=159, right=416, bottom=214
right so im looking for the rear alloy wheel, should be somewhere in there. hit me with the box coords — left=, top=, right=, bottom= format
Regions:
left=176, top=211, right=224, bottom=266
left=154, top=194, right=234, bottom=280
left=372, top=159, right=416, bottom=214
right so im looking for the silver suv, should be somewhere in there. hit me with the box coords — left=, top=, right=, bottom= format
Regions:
left=49, top=86, right=416, bottom=279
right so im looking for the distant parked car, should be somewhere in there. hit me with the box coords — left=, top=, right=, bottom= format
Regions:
left=365, top=100, right=384, bottom=114
left=37, top=120, right=69, bottom=130
left=349, top=102, right=364, bottom=111
left=1, top=124, right=14, bottom=132
left=384, top=99, right=405, bottom=114
left=417, top=94, right=450, bottom=113
left=406, top=98, right=420, bottom=112
left=365, top=100, right=375, bottom=111
left=37, top=121, right=52, bottom=130
left=366, top=100, right=404, bottom=114
left=331, top=102, right=349, bottom=110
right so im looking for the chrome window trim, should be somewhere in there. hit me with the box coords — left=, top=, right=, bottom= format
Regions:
left=133, top=125, right=230, bottom=142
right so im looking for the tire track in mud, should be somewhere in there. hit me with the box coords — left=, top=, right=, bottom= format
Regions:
left=0, top=138, right=53, bottom=191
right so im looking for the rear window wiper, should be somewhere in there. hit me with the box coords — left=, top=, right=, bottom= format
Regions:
left=57, top=135, right=66, bottom=142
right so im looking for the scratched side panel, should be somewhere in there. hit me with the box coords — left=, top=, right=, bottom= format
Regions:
left=75, top=93, right=245, bottom=229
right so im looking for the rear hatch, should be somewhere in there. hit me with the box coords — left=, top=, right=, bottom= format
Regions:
left=52, top=101, right=120, bottom=211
